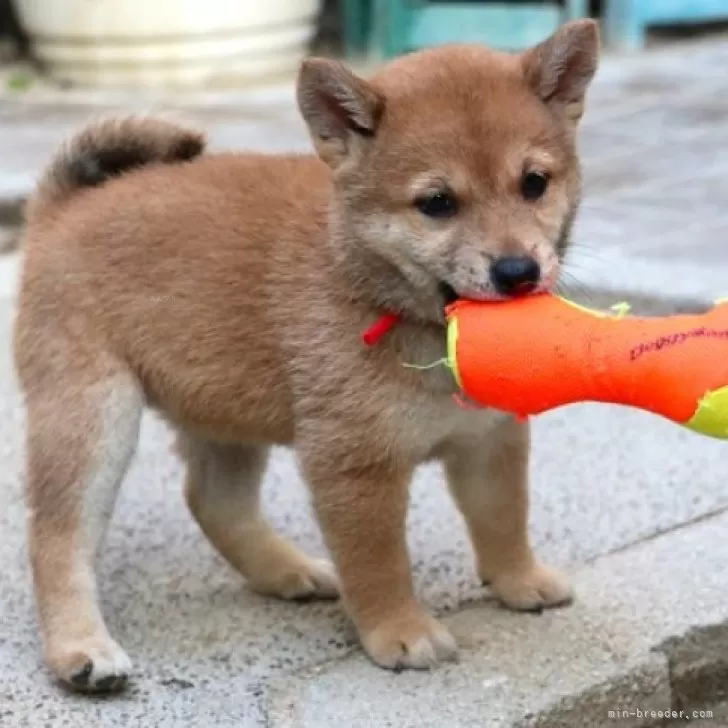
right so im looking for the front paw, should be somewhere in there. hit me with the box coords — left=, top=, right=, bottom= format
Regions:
left=47, top=635, right=132, bottom=693
left=360, top=608, right=458, bottom=670
left=488, top=561, right=574, bottom=613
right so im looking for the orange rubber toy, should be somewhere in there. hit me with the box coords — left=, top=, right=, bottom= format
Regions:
left=445, top=294, right=728, bottom=439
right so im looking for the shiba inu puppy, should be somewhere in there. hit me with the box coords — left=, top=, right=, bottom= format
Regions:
left=14, top=20, right=599, bottom=691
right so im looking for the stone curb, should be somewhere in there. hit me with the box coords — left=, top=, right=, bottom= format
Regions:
left=531, top=624, right=728, bottom=728
left=260, top=510, right=728, bottom=728
left=657, top=624, right=728, bottom=724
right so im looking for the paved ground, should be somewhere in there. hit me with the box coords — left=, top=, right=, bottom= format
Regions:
left=1, top=34, right=728, bottom=728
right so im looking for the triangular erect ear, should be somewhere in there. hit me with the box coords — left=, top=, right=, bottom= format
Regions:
left=522, top=19, right=600, bottom=127
left=296, top=59, right=384, bottom=169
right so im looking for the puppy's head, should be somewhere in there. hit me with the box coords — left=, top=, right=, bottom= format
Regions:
left=297, top=20, right=599, bottom=319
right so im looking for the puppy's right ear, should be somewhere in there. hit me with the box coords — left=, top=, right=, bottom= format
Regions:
left=296, top=59, right=383, bottom=169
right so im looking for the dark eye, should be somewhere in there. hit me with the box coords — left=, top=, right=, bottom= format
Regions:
left=521, top=171, right=549, bottom=201
left=415, top=191, right=458, bottom=218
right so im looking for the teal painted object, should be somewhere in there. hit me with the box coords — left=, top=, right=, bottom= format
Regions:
left=342, top=1, right=589, bottom=61
left=407, top=4, right=564, bottom=50
left=342, top=0, right=371, bottom=57
left=604, top=0, right=728, bottom=50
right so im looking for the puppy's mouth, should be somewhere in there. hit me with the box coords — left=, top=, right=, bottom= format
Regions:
left=438, top=281, right=460, bottom=307
left=438, top=269, right=559, bottom=307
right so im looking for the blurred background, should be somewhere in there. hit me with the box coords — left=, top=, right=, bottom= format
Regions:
left=0, top=0, right=726, bottom=87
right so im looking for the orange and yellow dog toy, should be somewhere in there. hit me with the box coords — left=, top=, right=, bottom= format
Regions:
left=445, top=294, right=728, bottom=439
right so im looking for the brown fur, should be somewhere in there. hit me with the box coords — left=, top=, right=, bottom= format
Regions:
left=13, top=20, right=599, bottom=691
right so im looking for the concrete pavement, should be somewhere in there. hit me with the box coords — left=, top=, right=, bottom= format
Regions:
left=1, top=34, right=728, bottom=728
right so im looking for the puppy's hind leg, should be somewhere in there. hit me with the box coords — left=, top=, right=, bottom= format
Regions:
left=23, top=362, right=142, bottom=693
left=182, top=438, right=339, bottom=600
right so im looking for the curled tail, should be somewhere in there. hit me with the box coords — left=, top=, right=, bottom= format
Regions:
left=29, top=115, right=206, bottom=217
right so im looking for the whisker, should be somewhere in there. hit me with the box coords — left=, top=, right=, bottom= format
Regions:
left=556, top=270, right=596, bottom=304
left=563, top=241, right=608, bottom=263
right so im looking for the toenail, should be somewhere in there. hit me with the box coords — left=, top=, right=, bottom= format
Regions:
left=70, top=661, right=93, bottom=687
left=95, top=674, right=126, bottom=692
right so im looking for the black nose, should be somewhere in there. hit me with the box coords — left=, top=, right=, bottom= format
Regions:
left=490, top=256, right=541, bottom=295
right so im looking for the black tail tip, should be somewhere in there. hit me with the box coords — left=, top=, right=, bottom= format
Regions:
left=66, top=133, right=205, bottom=189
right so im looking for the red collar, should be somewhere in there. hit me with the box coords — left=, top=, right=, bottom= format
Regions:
left=362, top=312, right=401, bottom=346
left=362, top=303, right=457, bottom=346
left=361, top=305, right=513, bottom=417
left=363, top=307, right=495, bottom=415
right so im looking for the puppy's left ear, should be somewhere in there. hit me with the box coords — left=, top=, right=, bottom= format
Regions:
left=522, top=19, right=600, bottom=128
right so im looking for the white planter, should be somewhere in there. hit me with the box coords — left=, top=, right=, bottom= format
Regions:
left=14, top=0, right=322, bottom=88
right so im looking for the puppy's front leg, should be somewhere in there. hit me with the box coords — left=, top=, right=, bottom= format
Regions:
left=301, top=443, right=457, bottom=670
left=444, top=417, right=573, bottom=612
